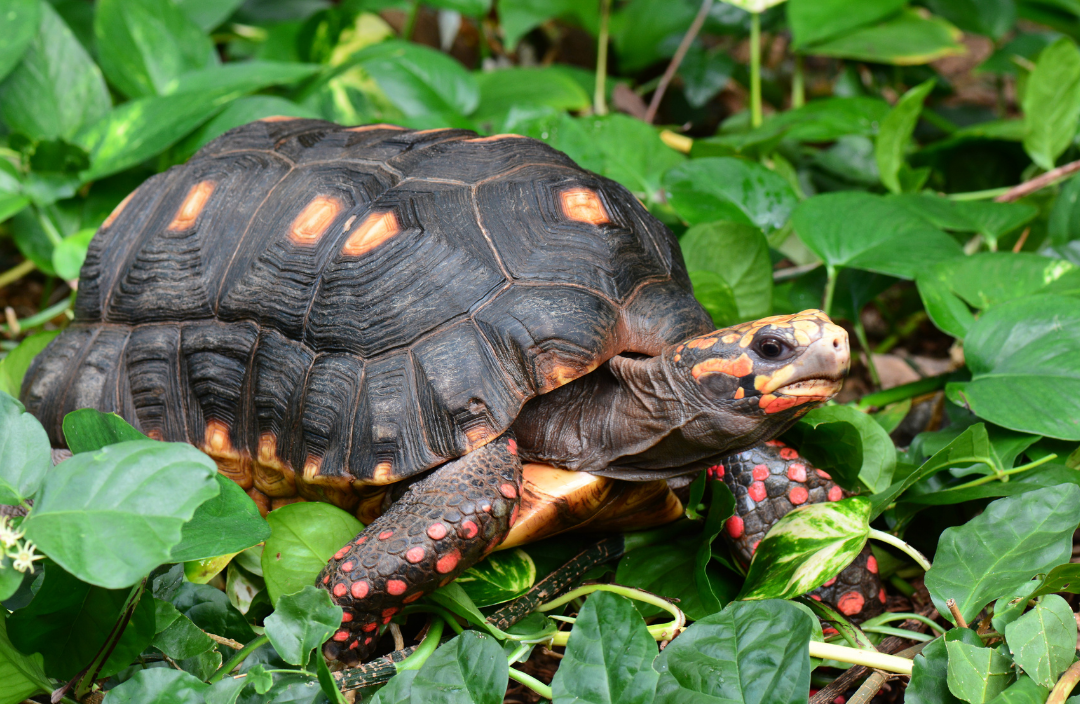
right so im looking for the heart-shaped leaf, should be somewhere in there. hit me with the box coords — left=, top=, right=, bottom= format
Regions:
left=663, top=157, right=798, bottom=232
left=1003, top=594, right=1076, bottom=688
left=261, top=501, right=362, bottom=604
left=264, top=586, right=342, bottom=666
left=0, top=391, right=51, bottom=505
left=456, top=548, right=536, bottom=607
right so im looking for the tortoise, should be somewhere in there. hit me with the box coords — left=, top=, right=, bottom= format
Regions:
left=21, top=119, right=850, bottom=664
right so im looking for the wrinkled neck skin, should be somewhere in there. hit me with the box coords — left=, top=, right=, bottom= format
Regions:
left=512, top=353, right=794, bottom=481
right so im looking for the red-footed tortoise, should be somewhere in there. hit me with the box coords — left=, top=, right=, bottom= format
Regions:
left=21, top=119, right=850, bottom=663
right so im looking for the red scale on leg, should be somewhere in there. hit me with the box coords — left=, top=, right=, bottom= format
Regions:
left=387, top=580, right=407, bottom=595
left=378, top=530, right=394, bottom=540
left=779, top=447, right=799, bottom=460
left=748, top=481, right=767, bottom=502
left=333, top=583, right=347, bottom=598
left=499, top=483, right=517, bottom=499
left=351, top=580, right=369, bottom=599
left=460, top=520, right=478, bottom=538
left=333, top=547, right=349, bottom=560
left=726, top=515, right=744, bottom=539
left=751, top=464, right=769, bottom=481
left=341, top=561, right=354, bottom=572
left=837, top=591, right=865, bottom=616
left=827, top=485, right=843, bottom=502
left=427, top=523, right=447, bottom=540
left=787, top=464, right=806, bottom=482
left=403, top=591, right=424, bottom=603
left=866, top=555, right=878, bottom=574
left=436, top=549, right=461, bottom=574
left=361, top=622, right=378, bottom=633
left=406, top=546, right=425, bottom=563
left=341, top=612, right=353, bottom=623
left=789, top=486, right=809, bottom=505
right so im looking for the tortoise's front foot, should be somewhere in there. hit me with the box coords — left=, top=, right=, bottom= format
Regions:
left=317, top=434, right=522, bottom=664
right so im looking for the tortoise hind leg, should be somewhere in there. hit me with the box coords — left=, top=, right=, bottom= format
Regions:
left=318, top=433, right=522, bottom=664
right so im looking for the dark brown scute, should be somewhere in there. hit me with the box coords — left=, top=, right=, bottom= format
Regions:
left=23, top=121, right=710, bottom=493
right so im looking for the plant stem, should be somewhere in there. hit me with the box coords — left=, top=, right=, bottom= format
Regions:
left=821, top=266, right=837, bottom=316
left=856, top=373, right=951, bottom=410
left=508, top=667, right=553, bottom=700
left=808, top=641, right=914, bottom=674
left=208, top=635, right=269, bottom=683
left=791, top=54, right=805, bottom=108
left=594, top=0, right=612, bottom=116
left=0, top=259, right=35, bottom=290
left=1048, top=660, right=1080, bottom=704
left=402, top=0, right=421, bottom=40
left=541, top=584, right=684, bottom=640
left=860, top=625, right=934, bottom=641
left=750, top=12, right=762, bottom=127
left=0, top=296, right=73, bottom=335
left=997, top=157, right=1080, bottom=202
left=33, top=206, right=63, bottom=246
left=867, top=529, right=932, bottom=572
left=948, top=454, right=1058, bottom=491
left=644, top=0, right=714, bottom=124
left=861, top=612, right=945, bottom=635
left=948, top=186, right=1012, bottom=201
left=397, top=617, right=445, bottom=672
left=401, top=605, right=465, bottom=634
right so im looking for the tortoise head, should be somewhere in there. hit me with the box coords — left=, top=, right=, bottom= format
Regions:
left=666, top=309, right=849, bottom=441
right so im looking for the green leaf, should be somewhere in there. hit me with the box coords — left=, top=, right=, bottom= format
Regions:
left=925, top=484, right=1080, bottom=626
left=1050, top=173, right=1080, bottom=246
left=7, top=562, right=156, bottom=680
left=787, top=0, right=905, bottom=48
left=172, top=581, right=255, bottom=645
left=986, top=676, right=1050, bottom=704
left=615, top=535, right=738, bottom=621
left=653, top=600, right=813, bottom=704
left=473, top=67, right=589, bottom=123
left=946, top=640, right=1014, bottom=704
left=264, top=586, right=342, bottom=666
left=926, top=0, right=1016, bottom=40
left=739, top=497, right=871, bottom=601
left=165, top=60, right=321, bottom=96
left=99, top=667, right=209, bottom=703
left=179, top=95, right=319, bottom=156
left=62, top=408, right=146, bottom=453
left=170, top=474, right=270, bottom=563
left=0, top=330, right=59, bottom=399
left=0, top=613, right=50, bottom=704
left=792, top=192, right=963, bottom=280
left=917, top=265, right=976, bottom=339
left=876, top=80, right=935, bottom=194
left=405, top=631, right=508, bottom=704
left=176, top=0, right=246, bottom=31
left=926, top=253, right=1078, bottom=322
left=455, top=548, right=536, bottom=607
left=1028, top=562, right=1080, bottom=600
left=261, top=501, right=362, bottom=604
left=22, top=440, right=219, bottom=588
left=1003, top=594, right=1076, bottom=688
left=0, top=2, right=111, bottom=141
left=689, top=270, right=740, bottom=328
left=51, top=227, right=94, bottom=280
left=870, top=424, right=992, bottom=518
left=784, top=405, right=896, bottom=493
left=352, top=40, right=478, bottom=118
left=680, top=222, right=772, bottom=319
left=663, top=157, right=798, bottom=233
left=803, top=10, right=965, bottom=66
left=94, top=0, right=216, bottom=99
left=609, top=0, right=697, bottom=73
left=0, top=391, right=51, bottom=505
left=993, top=580, right=1043, bottom=634
left=696, top=479, right=737, bottom=615
left=549, top=591, right=658, bottom=704
left=427, top=581, right=496, bottom=634
left=893, top=195, right=1038, bottom=251
left=899, top=464, right=1080, bottom=508
left=0, top=0, right=40, bottom=84
left=497, top=0, right=597, bottom=49
left=908, top=636, right=965, bottom=704
left=151, top=599, right=216, bottom=661
left=203, top=677, right=249, bottom=704
left=1023, top=38, right=1080, bottom=170
left=949, top=295, right=1080, bottom=440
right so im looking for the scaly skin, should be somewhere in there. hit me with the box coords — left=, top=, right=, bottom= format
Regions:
left=318, top=434, right=522, bottom=664
left=715, top=441, right=885, bottom=622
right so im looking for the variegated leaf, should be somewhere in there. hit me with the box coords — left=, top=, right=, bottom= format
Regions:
left=738, top=497, right=871, bottom=601
left=456, top=548, right=536, bottom=607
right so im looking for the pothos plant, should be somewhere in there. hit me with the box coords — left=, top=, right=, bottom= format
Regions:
left=1, top=0, right=1080, bottom=701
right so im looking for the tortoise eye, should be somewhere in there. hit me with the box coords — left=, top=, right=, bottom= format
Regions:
left=756, top=336, right=789, bottom=360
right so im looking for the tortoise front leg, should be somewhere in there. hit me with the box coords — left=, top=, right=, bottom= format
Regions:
left=318, top=433, right=522, bottom=664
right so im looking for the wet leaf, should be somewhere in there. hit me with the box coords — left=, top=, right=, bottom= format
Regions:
left=653, top=600, right=813, bottom=704
left=663, top=157, right=798, bottom=232
left=261, top=501, right=362, bottom=604
left=925, top=484, right=1080, bottom=626
left=550, top=591, right=658, bottom=704
left=1003, top=594, right=1076, bottom=687
left=456, top=548, right=536, bottom=607
left=739, top=497, right=870, bottom=601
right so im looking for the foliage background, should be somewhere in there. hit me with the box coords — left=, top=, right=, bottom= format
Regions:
left=1, top=0, right=1080, bottom=702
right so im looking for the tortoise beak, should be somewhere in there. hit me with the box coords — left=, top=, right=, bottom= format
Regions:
left=759, top=322, right=850, bottom=397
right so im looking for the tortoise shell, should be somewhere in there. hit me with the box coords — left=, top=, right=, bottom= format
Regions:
left=22, top=120, right=711, bottom=506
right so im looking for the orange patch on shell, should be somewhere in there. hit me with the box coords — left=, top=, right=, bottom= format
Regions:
left=465, top=133, right=526, bottom=142
left=103, top=192, right=135, bottom=228
left=342, top=211, right=400, bottom=257
left=259, top=115, right=299, bottom=122
left=168, top=180, right=215, bottom=231
left=289, top=195, right=342, bottom=245
left=346, top=123, right=405, bottom=132
left=465, top=425, right=493, bottom=449
left=204, top=419, right=231, bottom=454
left=691, top=353, right=754, bottom=380
left=560, top=188, right=609, bottom=225
left=302, top=457, right=321, bottom=481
